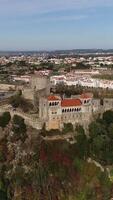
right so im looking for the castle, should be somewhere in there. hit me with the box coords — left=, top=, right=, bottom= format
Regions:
left=23, top=75, right=113, bottom=131
left=39, top=93, right=94, bottom=130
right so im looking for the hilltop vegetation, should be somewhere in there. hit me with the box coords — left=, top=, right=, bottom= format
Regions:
left=0, top=111, right=113, bottom=199
left=93, top=74, right=113, bottom=80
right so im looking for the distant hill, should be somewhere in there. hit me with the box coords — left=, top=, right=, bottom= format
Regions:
left=0, top=49, right=113, bottom=56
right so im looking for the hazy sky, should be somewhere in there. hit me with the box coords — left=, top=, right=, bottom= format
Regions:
left=0, top=0, right=113, bottom=50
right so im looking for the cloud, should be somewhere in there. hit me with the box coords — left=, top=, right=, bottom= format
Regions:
left=0, top=0, right=113, bottom=16
left=29, top=14, right=87, bottom=23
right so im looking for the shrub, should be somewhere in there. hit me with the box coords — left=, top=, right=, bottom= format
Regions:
left=12, top=115, right=27, bottom=142
left=63, top=123, right=73, bottom=133
left=0, top=112, right=11, bottom=129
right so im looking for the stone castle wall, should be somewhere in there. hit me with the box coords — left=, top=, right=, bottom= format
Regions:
left=42, top=98, right=113, bottom=131
left=22, top=76, right=50, bottom=112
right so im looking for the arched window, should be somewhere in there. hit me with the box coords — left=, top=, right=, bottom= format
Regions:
left=100, top=99, right=103, bottom=106
left=75, top=108, right=76, bottom=112
left=84, top=100, right=86, bottom=104
left=65, top=109, right=66, bottom=112
left=62, top=109, right=64, bottom=113
left=52, top=102, right=54, bottom=106
left=49, top=102, right=51, bottom=106
left=70, top=108, right=71, bottom=112
left=67, top=109, right=69, bottom=112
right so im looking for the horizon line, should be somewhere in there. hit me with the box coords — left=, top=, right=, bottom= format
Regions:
left=0, top=48, right=113, bottom=52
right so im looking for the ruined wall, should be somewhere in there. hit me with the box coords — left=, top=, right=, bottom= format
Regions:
left=30, top=75, right=50, bottom=95
left=22, top=88, right=34, bottom=100
left=103, top=98, right=113, bottom=111
left=92, top=98, right=113, bottom=117
left=0, top=84, right=16, bottom=91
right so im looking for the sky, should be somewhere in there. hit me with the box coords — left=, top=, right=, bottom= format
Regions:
left=0, top=0, right=113, bottom=50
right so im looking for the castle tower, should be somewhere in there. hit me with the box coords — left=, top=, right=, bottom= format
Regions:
left=30, top=75, right=50, bottom=111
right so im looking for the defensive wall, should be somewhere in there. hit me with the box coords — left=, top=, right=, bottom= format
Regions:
left=0, top=105, right=42, bottom=130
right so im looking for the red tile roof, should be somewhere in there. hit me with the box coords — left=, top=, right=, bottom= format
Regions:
left=48, top=95, right=61, bottom=101
left=61, top=99, right=82, bottom=107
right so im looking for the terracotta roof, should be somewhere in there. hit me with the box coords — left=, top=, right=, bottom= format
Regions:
left=47, top=95, right=61, bottom=101
left=61, top=99, right=82, bottom=107
left=80, top=93, right=93, bottom=99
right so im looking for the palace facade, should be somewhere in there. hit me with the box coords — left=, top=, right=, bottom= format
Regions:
left=39, top=93, right=93, bottom=130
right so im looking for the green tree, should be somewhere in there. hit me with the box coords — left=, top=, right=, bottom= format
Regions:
left=75, top=125, right=88, bottom=159
left=0, top=190, right=8, bottom=200
left=108, top=123, right=113, bottom=139
left=89, top=121, right=106, bottom=139
left=12, top=115, right=27, bottom=142
left=103, top=110, right=113, bottom=125
left=91, top=135, right=107, bottom=154
left=63, top=123, right=73, bottom=133
left=76, top=62, right=90, bottom=69
left=0, top=151, right=5, bottom=162
left=56, top=83, right=66, bottom=96
left=9, top=95, right=20, bottom=108
left=0, top=112, right=11, bottom=129
left=76, top=125, right=85, bottom=135
left=88, top=119, right=113, bottom=164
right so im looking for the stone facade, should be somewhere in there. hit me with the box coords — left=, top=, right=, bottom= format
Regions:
left=30, top=75, right=50, bottom=95
left=92, top=98, right=113, bottom=118
left=22, top=75, right=113, bottom=131
left=39, top=93, right=94, bottom=130
left=22, top=75, right=50, bottom=110
left=39, top=92, right=113, bottom=131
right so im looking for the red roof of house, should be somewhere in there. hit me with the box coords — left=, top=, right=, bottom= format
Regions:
left=80, top=93, right=93, bottom=99
left=61, top=99, right=82, bottom=107
left=47, top=95, right=61, bottom=101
